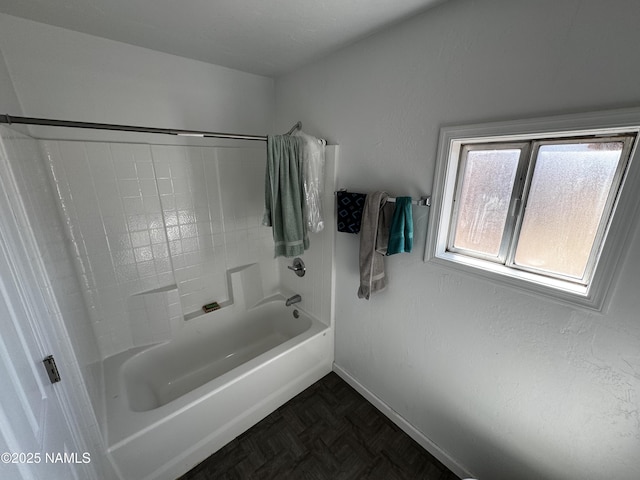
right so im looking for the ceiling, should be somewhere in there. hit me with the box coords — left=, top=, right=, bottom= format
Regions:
left=0, top=0, right=447, bottom=77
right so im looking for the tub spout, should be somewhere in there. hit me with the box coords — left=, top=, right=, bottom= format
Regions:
left=285, top=294, right=302, bottom=307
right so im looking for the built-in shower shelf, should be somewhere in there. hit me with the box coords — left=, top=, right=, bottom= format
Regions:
left=183, top=301, right=232, bottom=322
left=132, top=284, right=178, bottom=296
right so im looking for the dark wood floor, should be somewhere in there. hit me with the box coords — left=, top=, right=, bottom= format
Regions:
left=179, top=372, right=460, bottom=480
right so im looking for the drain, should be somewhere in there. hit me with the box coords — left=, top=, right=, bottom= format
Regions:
left=292, top=309, right=300, bottom=318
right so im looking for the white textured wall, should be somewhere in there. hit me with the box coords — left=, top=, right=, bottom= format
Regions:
left=0, top=48, right=20, bottom=115
left=0, top=13, right=274, bottom=140
left=275, top=1, right=640, bottom=479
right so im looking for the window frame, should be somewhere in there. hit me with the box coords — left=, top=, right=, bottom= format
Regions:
left=447, top=142, right=530, bottom=264
left=507, top=135, right=634, bottom=285
left=425, top=108, right=640, bottom=311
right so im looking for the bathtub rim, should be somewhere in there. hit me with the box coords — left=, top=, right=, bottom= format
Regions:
left=103, top=303, right=328, bottom=450
left=121, top=299, right=314, bottom=412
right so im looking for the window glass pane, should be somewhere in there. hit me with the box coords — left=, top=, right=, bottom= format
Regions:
left=514, top=142, right=623, bottom=280
left=452, top=149, right=521, bottom=257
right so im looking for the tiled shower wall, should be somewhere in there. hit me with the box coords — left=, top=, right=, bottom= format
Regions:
left=43, top=139, right=277, bottom=359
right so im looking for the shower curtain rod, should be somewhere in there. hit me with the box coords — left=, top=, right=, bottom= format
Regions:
left=0, top=114, right=303, bottom=141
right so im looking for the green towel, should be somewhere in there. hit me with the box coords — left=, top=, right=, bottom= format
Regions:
left=386, top=197, right=413, bottom=255
left=262, top=135, right=309, bottom=257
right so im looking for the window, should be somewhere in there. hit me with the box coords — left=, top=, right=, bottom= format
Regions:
left=426, top=109, right=640, bottom=310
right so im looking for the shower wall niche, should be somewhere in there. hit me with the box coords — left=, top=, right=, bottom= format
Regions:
left=43, top=140, right=276, bottom=359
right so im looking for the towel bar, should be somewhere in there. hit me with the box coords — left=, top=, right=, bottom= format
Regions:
left=335, top=190, right=430, bottom=207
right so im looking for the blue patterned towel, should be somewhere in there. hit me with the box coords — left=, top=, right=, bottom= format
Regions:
left=336, top=191, right=367, bottom=234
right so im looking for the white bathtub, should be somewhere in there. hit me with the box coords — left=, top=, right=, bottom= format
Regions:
left=104, top=295, right=332, bottom=480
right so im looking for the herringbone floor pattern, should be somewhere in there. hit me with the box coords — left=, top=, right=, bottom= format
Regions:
left=179, top=372, right=460, bottom=480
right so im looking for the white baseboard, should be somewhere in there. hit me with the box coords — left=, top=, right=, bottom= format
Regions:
left=333, top=363, right=475, bottom=480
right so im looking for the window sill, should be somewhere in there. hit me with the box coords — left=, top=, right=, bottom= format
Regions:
left=429, top=252, right=606, bottom=310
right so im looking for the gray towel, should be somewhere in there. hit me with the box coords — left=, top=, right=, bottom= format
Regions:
left=358, top=191, right=393, bottom=299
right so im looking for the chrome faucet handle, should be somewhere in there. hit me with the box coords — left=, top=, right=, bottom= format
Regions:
left=287, top=257, right=306, bottom=277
